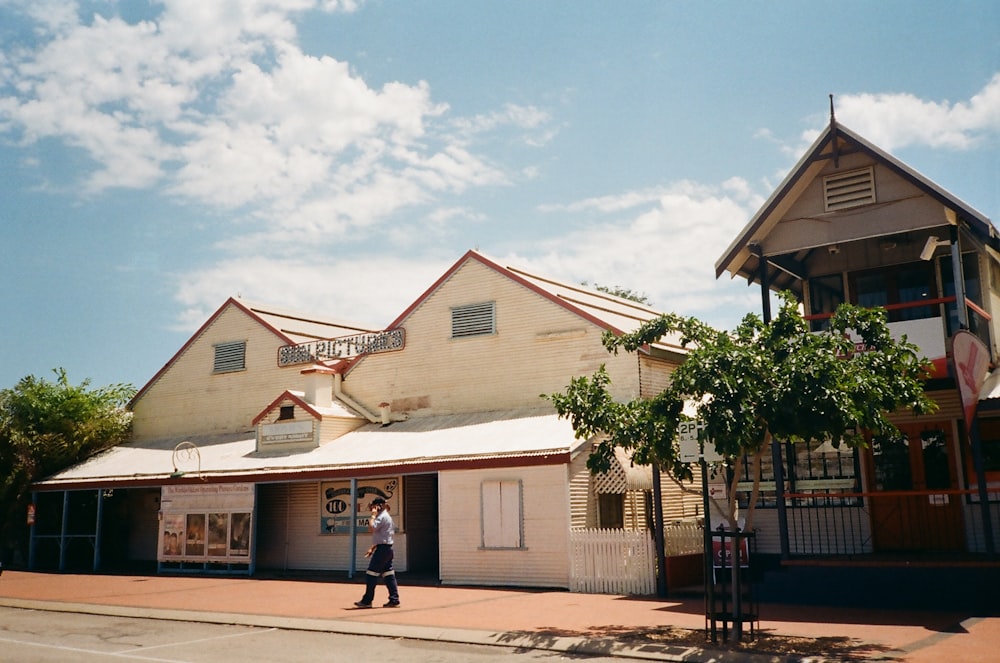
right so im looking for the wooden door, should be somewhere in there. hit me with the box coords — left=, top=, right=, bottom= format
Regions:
left=868, top=422, right=965, bottom=552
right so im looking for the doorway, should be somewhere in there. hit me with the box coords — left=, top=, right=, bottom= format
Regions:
left=867, top=422, right=964, bottom=552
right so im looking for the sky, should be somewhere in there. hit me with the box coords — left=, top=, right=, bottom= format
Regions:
left=1, top=0, right=998, bottom=392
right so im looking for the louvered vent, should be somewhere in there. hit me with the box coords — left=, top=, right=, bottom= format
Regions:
left=451, top=301, right=496, bottom=338
left=823, top=167, right=876, bottom=211
left=213, top=340, right=246, bottom=373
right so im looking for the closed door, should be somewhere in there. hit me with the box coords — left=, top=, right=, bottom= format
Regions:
left=868, top=422, right=964, bottom=552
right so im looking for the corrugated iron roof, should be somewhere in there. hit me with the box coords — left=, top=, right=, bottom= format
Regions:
left=34, top=409, right=586, bottom=489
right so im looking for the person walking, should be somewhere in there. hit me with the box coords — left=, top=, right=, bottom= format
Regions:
left=354, top=497, right=400, bottom=608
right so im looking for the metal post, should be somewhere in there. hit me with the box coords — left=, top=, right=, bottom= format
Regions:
left=969, top=418, right=997, bottom=557
left=652, top=465, right=668, bottom=597
left=701, top=457, right=716, bottom=642
left=28, top=493, right=37, bottom=570
left=249, top=484, right=259, bottom=576
left=949, top=226, right=969, bottom=330
left=348, top=478, right=358, bottom=579
left=93, top=489, right=103, bottom=572
left=758, top=253, right=790, bottom=560
left=59, top=491, right=69, bottom=572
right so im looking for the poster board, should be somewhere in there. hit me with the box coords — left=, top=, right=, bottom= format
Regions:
left=159, top=483, right=254, bottom=563
left=320, top=476, right=401, bottom=534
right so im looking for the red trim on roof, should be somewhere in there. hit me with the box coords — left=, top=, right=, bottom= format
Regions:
left=31, top=451, right=572, bottom=491
left=129, top=298, right=300, bottom=409
left=251, top=390, right=323, bottom=426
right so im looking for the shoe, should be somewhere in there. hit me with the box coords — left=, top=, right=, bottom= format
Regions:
left=383, top=600, right=401, bottom=608
left=354, top=601, right=372, bottom=608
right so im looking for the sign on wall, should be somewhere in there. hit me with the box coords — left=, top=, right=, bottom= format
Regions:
left=159, top=483, right=254, bottom=563
left=260, top=420, right=314, bottom=445
left=278, top=329, right=405, bottom=366
left=320, top=477, right=401, bottom=534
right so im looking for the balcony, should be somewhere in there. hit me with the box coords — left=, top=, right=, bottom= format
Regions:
left=805, top=296, right=992, bottom=379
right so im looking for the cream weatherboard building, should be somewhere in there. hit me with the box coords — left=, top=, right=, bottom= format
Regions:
left=30, top=251, right=700, bottom=589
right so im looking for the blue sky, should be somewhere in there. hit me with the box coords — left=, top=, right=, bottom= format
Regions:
left=2, top=0, right=998, bottom=391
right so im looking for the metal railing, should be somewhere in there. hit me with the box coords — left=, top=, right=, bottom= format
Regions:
left=784, top=487, right=1000, bottom=557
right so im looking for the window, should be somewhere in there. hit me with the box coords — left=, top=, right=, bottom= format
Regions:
left=823, top=167, right=875, bottom=212
left=807, top=274, right=845, bottom=332
left=940, top=253, right=989, bottom=347
left=598, top=493, right=624, bottom=529
left=849, top=263, right=937, bottom=322
left=452, top=302, right=496, bottom=338
left=735, top=439, right=860, bottom=509
left=481, top=479, right=522, bottom=548
left=213, top=341, right=246, bottom=373
left=278, top=405, right=294, bottom=421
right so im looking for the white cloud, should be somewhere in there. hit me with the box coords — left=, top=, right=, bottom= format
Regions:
left=795, top=75, right=1000, bottom=153
left=0, top=1, right=517, bottom=244
left=170, top=177, right=765, bottom=335
left=172, top=253, right=452, bottom=331
left=516, top=179, right=765, bottom=330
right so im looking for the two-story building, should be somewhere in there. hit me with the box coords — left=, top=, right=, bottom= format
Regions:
left=715, top=115, right=1000, bottom=604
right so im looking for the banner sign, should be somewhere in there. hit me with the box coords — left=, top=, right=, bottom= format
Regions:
left=712, top=535, right=750, bottom=569
left=953, top=329, right=990, bottom=436
left=278, top=329, right=405, bottom=366
left=159, top=483, right=254, bottom=563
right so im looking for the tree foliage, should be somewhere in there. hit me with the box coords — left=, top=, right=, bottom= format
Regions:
left=547, top=292, right=937, bottom=531
left=0, top=369, right=135, bottom=565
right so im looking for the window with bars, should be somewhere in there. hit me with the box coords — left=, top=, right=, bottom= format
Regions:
left=451, top=301, right=496, bottom=338
left=213, top=341, right=246, bottom=373
left=734, top=439, right=861, bottom=509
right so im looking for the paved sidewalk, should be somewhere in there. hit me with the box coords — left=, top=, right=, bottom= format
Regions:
left=0, top=570, right=996, bottom=662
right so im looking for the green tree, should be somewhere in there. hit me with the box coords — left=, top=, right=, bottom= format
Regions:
left=547, top=293, right=935, bottom=640
left=0, top=369, right=135, bottom=567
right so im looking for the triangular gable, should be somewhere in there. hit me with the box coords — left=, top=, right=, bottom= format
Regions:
left=251, top=390, right=322, bottom=427
left=716, top=120, right=998, bottom=292
left=130, top=298, right=374, bottom=409
left=373, top=250, right=684, bottom=355
left=129, top=297, right=300, bottom=409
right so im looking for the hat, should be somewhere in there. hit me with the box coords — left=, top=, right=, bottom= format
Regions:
left=370, top=497, right=386, bottom=506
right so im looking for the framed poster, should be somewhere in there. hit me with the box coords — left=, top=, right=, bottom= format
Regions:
left=158, top=483, right=254, bottom=563
left=161, top=514, right=185, bottom=557
left=207, top=512, right=228, bottom=557
left=320, top=477, right=401, bottom=534
left=185, top=513, right=206, bottom=556
left=229, top=512, right=251, bottom=557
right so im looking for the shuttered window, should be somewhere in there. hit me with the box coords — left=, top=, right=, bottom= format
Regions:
left=451, top=301, right=495, bottom=338
left=213, top=341, right=246, bottom=373
left=481, top=479, right=522, bottom=549
left=824, top=167, right=876, bottom=211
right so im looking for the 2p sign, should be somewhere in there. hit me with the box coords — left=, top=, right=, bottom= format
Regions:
left=677, top=420, right=722, bottom=463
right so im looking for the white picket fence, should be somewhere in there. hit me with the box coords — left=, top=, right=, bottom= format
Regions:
left=569, top=528, right=656, bottom=595
left=568, top=523, right=704, bottom=595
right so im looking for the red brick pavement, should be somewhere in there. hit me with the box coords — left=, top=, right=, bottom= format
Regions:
left=0, top=571, right=996, bottom=661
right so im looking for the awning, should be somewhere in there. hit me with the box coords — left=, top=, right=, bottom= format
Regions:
left=33, top=408, right=587, bottom=490
left=594, top=447, right=653, bottom=494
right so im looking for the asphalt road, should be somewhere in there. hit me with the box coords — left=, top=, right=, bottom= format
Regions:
left=0, top=606, right=630, bottom=663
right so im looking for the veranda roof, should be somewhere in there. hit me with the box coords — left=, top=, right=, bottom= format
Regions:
left=33, top=409, right=586, bottom=490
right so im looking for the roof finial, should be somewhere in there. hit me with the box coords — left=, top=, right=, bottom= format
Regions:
left=829, top=94, right=836, bottom=123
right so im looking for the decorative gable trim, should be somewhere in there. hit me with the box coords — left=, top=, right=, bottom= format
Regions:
left=252, top=390, right=322, bottom=426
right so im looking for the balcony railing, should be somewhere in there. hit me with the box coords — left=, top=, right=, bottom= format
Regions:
left=804, top=295, right=992, bottom=375
left=784, top=487, right=1000, bottom=558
